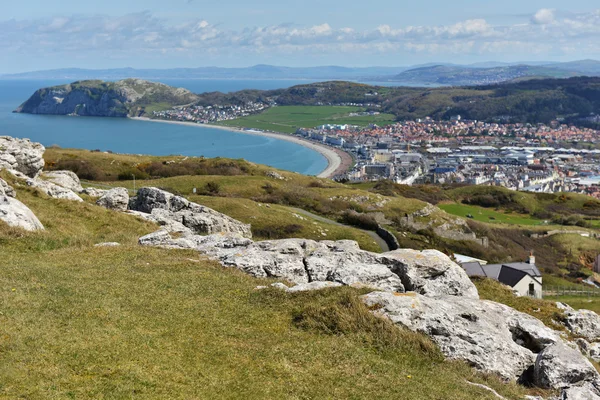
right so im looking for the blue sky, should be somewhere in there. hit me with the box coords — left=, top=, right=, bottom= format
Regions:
left=2, top=0, right=600, bottom=73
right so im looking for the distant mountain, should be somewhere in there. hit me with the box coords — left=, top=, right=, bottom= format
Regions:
left=543, top=59, right=600, bottom=75
left=1, top=65, right=407, bottom=81
left=385, top=64, right=580, bottom=86
left=15, top=79, right=199, bottom=117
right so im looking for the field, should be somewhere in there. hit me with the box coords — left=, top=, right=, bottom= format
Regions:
left=217, top=105, right=396, bottom=133
left=438, top=202, right=543, bottom=226
left=0, top=173, right=538, bottom=399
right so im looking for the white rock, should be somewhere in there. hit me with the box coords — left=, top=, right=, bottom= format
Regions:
left=533, top=342, right=600, bottom=390
left=82, top=187, right=107, bottom=198
left=560, top=381, right=600, bottom=399
left=97, top=187, right=129, bottom=212
left=43, top=171, right=83, bottom=193
left=129, top=187, right=252, bottom=238
left=563, top=309, right=600, bottom=342
left=25, top=178, right=83, bottom=202
left=0, top=195, right=44, bottom=231
left=0, top=136, right=45, bottom=178
left=383, top=249, right=479, bottom=298
left=0, top=178, right=16, bottom=197
left=286, top=281, right=343, bottom=292
left=361, top=291, right=561, bottom=381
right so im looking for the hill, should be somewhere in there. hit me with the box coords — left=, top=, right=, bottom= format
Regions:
left=14, top=79, right=199, bottom=117
left=386, top=64, right=576, bottom=86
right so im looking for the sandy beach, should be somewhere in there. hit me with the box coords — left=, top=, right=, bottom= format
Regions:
left=131, top=117, right=353, bottom=178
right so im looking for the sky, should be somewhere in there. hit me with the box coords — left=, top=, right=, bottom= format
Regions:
left=2, top=0, right=600, bottom=73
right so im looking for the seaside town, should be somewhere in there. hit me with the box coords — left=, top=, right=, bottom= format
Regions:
left=153, top=105, right=600, bottom=198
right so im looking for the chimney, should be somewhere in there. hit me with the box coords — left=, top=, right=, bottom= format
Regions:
left=528, top=250, right=535, bottom=265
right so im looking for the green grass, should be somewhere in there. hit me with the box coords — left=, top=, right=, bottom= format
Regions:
left=0, top=172, right=540, bottom=399
left=218, top=105, right=396, bottom=133
left=544, top=296, right=600, bottom=313
left=438, top=202, right=544, bottom=226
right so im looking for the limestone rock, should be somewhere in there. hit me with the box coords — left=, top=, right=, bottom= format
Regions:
left=82, top=187, right=107, bottom=198
left=0, top=136, right=45, bottom=178
left=384, top=249, right=479, bottom=299
left=97, top=187, right=129, bottom=212
left=560, top=381, right=600, bottom=399
left=128, top=209, right=193, bottom=236
left=576, top=338, right=600, bottom=363
left=138, top=230, right=196, bottom=250
left=43, top=171, right=83, bottom=193
left=0, top=178, right=16, bottom=197
left=25, top=178, right=83, bottom=202
left=266, top=171, right=285, bottom=180
left=533, top=342, right=600, bottom=390
left=0, top=195, right=44, bottom=231
left=287, top=281, right=343, bottom=292
left=362, top=291, right=561, bottom=381
left=129, top=187, right=252, bottom=238
left=563, top=309, right=600, bottom=342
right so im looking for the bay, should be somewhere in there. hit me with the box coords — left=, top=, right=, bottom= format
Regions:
left=0, top=79, right=329, bottom=176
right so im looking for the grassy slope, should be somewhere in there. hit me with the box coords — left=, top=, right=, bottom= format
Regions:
left=217, top=105, right=396, bottom=133
left=0, top=176, right=537, bottom=399
left=438, top=202, right=543, bottom=226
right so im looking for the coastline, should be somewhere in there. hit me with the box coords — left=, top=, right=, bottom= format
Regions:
left=131, top=117, right=353, bottom=178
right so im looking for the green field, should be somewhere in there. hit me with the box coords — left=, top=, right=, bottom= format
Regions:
left=438, top=203, right=543, bottom=226
left=218, top=105, right=396, bottom=133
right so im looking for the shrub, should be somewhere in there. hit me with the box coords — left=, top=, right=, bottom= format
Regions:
left=204, top=181, right=221, bottom=195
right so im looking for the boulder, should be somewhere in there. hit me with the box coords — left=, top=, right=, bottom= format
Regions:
left=128, top=209, right=193, bottom=236
left=25, top=178, right=83, bottom=202
left=533, top=342, right=600, bottom=390
left=0, top=136, right=45, bottom=178
left=383, top=249, right=479, bottom=299
left=0, top=178, right=16, bottom=197
left=560, top=381, right=600, bottom=399
left=129, top=187, right=252, bottom=238
left=576, top=338, right=600, bottom=363
left=361, top=291, right=562, bottom=381
left=0, top=194, right=44, bottom=231
left=43, top=171, right=83, bottom=193
left=563, top=309, right=600, bottom=342
left=82, top=187, right=107, bottom=198
left=97, top=187, right=129, bottom=212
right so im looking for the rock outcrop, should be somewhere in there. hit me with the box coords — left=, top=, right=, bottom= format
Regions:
left=43, top=171, right=84, bottom=193
left=130, top=187, right=252, bottom=238
left=138, top=230, right=479, bottom=298
left=15, top=79, right=200, bottom=117
left=97, top=187, right=129, bottom=212
left=576, top=338, right=600, bottom=363
left=563, top=308, right=600, bottom=342
left=0, top=179, right=44, bottom=231
left=25, top=177, right=83, bottom=202
left=361, top=291, right=562, bottom=381
left=0, top=136, right=45, bottom=177
left=533, top=342, right=600, bottom=390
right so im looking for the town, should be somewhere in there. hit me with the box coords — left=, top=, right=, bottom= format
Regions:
left=152, top=104, right=600, bottom=198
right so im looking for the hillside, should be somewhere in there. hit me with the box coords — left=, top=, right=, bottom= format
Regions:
left=193, top=77, right=600, bottom=125
left=386, top=65, right=575, bottom=86
left=14, top=79, right=199, bottom=117
left=3, top=137, right=600, bottom=397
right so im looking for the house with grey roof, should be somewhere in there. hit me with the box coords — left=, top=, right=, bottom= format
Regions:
left=461, top=254, right=543, bottom=298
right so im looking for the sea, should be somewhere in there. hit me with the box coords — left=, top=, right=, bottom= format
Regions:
left=0, top=79, right=339, bottom=176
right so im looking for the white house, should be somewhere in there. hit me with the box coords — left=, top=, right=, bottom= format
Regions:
left=461, top=254, right=543, bottom=298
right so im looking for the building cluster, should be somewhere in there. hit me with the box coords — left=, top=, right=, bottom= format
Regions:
left=296, top=118, right=600, bottom=197
left=152, top=101, right=272, bottom=123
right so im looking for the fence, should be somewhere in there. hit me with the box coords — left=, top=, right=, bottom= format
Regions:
left=542, top=285, right=600, bottom=298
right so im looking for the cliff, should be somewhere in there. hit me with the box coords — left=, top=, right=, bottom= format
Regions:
left=14, top=79, right=200, bottom=117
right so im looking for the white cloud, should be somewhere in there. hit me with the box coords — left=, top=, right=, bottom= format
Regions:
left=3, top=9, right=600, bottom=64
left=531, top=9, right=555, bottom=25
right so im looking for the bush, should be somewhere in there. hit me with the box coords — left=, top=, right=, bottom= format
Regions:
left=341, top=210, right=379, bottom=231
left=204, top=181, right=221, bottom=195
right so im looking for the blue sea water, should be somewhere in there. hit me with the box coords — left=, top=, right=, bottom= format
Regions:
left=0, top=79, right=329, bottom=175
